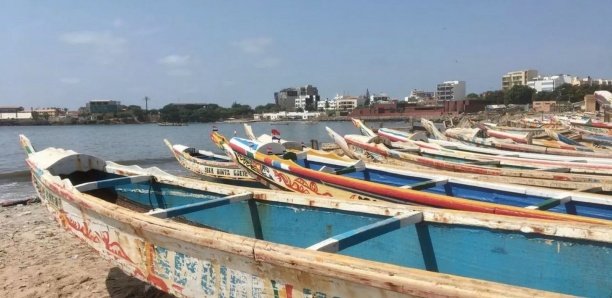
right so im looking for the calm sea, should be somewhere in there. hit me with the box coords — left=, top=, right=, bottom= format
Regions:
left=0, top=121, right=408, bottom=202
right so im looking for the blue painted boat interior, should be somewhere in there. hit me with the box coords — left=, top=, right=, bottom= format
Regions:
left=59, top=170, right=612, bottom=297
left=295, top=159, right=612, bottom=220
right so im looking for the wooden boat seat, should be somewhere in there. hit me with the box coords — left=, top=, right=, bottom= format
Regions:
left=319, top=160, right=365, bottom=175
left=400, top=178, right=448, bottom=191
left=282, top=151, right=307, bottom=161
left=74, top=175, right=152, bottom=192
left=525, top=195, right=572, bottom=211
left=465, top=160, right=501, bottom=166
left=147, top=192, right=253, bottom=219
left=535, top=167, right=571, bottom=173
left=307, top=211, right=423, bottom=253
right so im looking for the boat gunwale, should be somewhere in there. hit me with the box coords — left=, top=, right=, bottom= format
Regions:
left=26, top=154, right=591, bottom=297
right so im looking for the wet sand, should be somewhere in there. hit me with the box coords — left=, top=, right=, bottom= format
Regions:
left=0, top=200, right=171, bottom=298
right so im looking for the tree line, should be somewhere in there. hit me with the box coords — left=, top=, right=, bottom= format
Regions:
left=159, top=102, right=280, bottom=123
left=467, top=83, right=612, bottom=105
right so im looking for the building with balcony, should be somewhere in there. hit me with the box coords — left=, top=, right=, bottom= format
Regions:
left=502, top=70, right=538, bottom=91
left=370, top=93, right=391, bottom=104
left=275, top=84, right=319, bottom=112
left=317, top=99, right=337, bottom=111
left=571, top=76, right=612, bottom=87
left=436, top=81, right=466, bottom=101
left=86, top=100, right=121, bottom=114
left=526, top=74, right=574, bottom=92
left=406, top=89, right=435, bottom=102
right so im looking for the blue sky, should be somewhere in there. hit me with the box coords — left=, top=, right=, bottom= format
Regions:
left=1, top=1, right=611, bottom=109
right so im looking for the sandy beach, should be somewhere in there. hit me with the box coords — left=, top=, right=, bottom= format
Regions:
left=0, top=200, right=171, bottom=298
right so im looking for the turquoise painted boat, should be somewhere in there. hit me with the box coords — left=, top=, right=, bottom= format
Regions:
left=20, top=135, right=612, bottom=297
left=227, top=135, right=612, bottom=223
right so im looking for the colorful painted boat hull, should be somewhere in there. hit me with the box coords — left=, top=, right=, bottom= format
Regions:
left=22, top=135, right=612, bottom=297
left=164, top=139, right=254, bottom=182
left=229, top=137, right=612, bottom=224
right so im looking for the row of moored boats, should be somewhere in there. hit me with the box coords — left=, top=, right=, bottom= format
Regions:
left=20, top=116, right=612, bottom=297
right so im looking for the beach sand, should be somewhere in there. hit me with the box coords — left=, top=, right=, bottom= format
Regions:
left=0, top=201, right=172, bottom=298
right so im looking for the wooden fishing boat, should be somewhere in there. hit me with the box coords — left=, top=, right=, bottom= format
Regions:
left=227, top=136, right=612, bottom=223
left=329, top=128, right=612, bottom=188
left=444, top=128, right=612, bottom=158
left=362, top=130, right=612, bottom=175
left=164, top=139, right=255, bottom=182
left=23, top=135, right=612, bottom=297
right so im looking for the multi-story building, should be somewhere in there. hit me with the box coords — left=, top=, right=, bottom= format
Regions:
left=275, top=84, right=319, bottom=111
left=370, top=93, right=391, bottom=104
left=502, top=70, right=538, bottom=91
left=526, top=75, right=574, bottom=92
left=406, top=89, right=435, bottom=102
left=436, top=81, right=466, bottom=101
left=571, top=76, right=612, bottom=87
left=317, top=99, right=337, bottom=111
left=86, top=100, right=121, bottom=114
left=274, top=88, right=298, bottom=111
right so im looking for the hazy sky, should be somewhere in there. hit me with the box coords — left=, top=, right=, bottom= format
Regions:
left=1, top=1, right=611, bottom=109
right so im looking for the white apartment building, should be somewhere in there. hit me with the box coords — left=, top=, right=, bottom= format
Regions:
left=436, top=81, right=466, bottom=101
left=502, top=70, right=538, bottom=91
left=317, top=100, right=337, bottom=111
left=370, top=93, right=391, bottom=103
left=526, top=74, right=574, bottom=92
left=406, top=89, right=435, bottom=101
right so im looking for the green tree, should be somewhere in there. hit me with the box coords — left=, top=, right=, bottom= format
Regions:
left=504, top=85, right=535, bottom=105
left=533, top=91, right=554, bottom=101
left=466, top=93, right=480, bottom=100
left=482, top=90, right=504, bottom=104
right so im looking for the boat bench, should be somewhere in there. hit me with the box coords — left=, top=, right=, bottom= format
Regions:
left=307, top=211, right=423, bottom=253
left=525, top=195, right=572, bottom=211
left=147, top=192, right=253, bottom=219
left=74, top=175, right=152, bottom=192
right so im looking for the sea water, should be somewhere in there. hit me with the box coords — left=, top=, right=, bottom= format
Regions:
left=0, top=121, right=394, bottom=202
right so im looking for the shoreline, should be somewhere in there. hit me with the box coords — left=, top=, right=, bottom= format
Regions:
left=0, top=201, right=172, bottom=298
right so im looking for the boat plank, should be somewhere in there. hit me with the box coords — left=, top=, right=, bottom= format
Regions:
left=308, top=211, right=423, bottom=253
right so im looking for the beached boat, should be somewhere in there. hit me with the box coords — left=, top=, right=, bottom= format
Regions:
left=444, top=127, right=612, bottom=158
left=228, top=136, right=612, bottom=223
left=348, top=121, right=612, bottom=176
left=164, top=139, right=255, bottom=182
left=22, top=136, right=612, bottom=297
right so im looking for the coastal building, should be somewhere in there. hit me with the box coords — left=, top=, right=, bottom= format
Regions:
left=370, top=93, right=391, bottom=104
left=86, top=100, right=121, bottom=114
left=317, top=99, right=337, bottom=111
left=502, top=70, right=538, bottom=91
left=336, top=94, right=364, bottom=110
left=571, top=76, right=612, bottom=87
left=253, top=111, right=321, bottom=121
left=436, top=81, right=466, bottom=101
left=532, top=101, right=557, bottom=112
left=0, top=106, right=24, bottom=113
left=275, top=84, right=319, bottom=112
left=526, top=75, right=573, bottom=92
left=406, top=89, right=435, bottom=102
left=0, top=112, right=32, bottom=119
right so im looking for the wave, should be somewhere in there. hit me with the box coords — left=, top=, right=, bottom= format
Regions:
left=0, top=170, right=30, bottom=181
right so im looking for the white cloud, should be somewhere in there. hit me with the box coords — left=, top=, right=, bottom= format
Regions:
left=254, top=57, right=281, bottom=69
left=158, top=55, right=191, bottom=67
left=60, top=31, right=126, bottom=51
left=60, top=77, right=80, bottom=84
left=234, top=37, right=272, bottom=54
